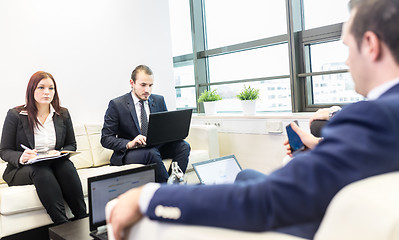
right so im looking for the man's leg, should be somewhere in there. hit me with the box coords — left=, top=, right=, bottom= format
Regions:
left=158, top=140, right=190, bottom=174
left=124, top=148, right=169, bottom=183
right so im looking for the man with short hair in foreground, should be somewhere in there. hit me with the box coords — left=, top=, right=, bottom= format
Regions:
left=108, top=0, right=399, bottom=239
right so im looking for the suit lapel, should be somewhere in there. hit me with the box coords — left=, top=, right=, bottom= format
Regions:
left=125, top=93, right=141, bottom=132
left=148, top=96, right=156, bottom=113
left=380, top=82, right=399, bottom=98
left=20, top=114, right=35, bottom=149
left=53, top=113, right=64, bottom=149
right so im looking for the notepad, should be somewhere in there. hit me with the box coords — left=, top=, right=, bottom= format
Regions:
left=26, top=152, right=69, bottom=164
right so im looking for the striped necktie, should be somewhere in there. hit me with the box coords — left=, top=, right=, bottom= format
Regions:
left=139, top=100, right=148, bottom=136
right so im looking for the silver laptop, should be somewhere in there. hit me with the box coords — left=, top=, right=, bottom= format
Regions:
left=88, top=164, right=156, bottom=240
left=192, top=155, right=242, bottom=185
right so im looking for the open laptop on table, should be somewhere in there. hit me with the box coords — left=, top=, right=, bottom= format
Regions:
left=192, top=155, right=242, bottom=185
left=136, top=108, right=193, bottom=148
left=88, top=164, right=156, bottom=240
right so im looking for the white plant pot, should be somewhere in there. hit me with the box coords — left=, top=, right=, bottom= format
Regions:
left=203, top=101, right=218, bottom=115
left=241, top=100, right=257, bottom=115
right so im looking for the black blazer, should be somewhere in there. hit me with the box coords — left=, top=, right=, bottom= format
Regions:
left=0, top=107, right=77, bottom=184
left=101, top=93, right=167, bottom=166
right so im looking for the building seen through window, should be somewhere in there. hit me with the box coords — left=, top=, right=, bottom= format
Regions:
left=169, top=0, right=357, bottom=113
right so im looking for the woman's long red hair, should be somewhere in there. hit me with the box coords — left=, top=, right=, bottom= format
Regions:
left=16, top=71, right=61, bottom=131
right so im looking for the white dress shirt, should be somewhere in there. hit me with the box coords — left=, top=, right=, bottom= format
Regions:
left=367, top=78, right=399, bottom=100
left=131, top=92, right=150, bottom=129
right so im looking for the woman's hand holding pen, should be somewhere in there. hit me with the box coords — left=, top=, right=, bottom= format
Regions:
left=20, top=144, right=38, bottom=164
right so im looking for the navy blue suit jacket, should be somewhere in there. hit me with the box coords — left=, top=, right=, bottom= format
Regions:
left=101, top=93, right=167, bottom=166
left=145, top=83, right=399, bottom=238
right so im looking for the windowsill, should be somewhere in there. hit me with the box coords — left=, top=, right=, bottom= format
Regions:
left=193, top=112, right=313, bottom=120
left=191, top=112, right=313, bottom=134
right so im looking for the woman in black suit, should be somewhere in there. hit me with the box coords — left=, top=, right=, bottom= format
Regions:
left=0, top=71, right=86, bottom=225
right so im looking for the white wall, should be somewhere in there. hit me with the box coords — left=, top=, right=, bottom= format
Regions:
left=192, top=115, right=312, bottom=174
left=0, top=0, right=175, bottom=127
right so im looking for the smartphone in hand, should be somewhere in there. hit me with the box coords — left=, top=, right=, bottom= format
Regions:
left=286, top=120, right=305, bottom=154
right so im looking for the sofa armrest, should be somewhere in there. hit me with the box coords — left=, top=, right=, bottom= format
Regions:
left=314, top=172, right=399, bottom=240
left=186, top=124, right=219, bottom=159
left=105, top=199, right=305, bottom=240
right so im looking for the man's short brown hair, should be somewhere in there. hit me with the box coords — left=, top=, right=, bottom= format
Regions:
left=349, top=0, right=399, bottom=65
left=131, top=65, right=153, bottom=83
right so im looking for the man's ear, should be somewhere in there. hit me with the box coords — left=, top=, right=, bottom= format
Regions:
left=362, top=31, right=382, bottom=61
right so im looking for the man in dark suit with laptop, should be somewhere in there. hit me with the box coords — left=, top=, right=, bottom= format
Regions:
left=101, top=65, right=190, bottom=183
left=108, top=0, right=399, bottom=239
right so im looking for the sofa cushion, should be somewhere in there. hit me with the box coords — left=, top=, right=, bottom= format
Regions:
left=0, top=161, right=7, bottom=184
left=0, top=164, right=144, bottom=216
left=0, top=185, right=42, bottom=215
left=70, top=124, right=93, bottom=169
left=85, top=124, right=113, bottom=167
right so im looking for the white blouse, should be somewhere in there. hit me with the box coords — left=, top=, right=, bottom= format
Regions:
left=34, top=106, right=56, bottom=154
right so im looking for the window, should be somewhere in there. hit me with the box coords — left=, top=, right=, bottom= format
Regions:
left=173, top=61, right=197, bottom=109
left=168, top=0, right=196, bottom=110
left=208, top=44, right=289, bottom=83
left=303, top=0, right=350, bottom=30
left=168, top=0, right=357, bottom=113
left=311, top=73, right=361, bottom=104
left=306, top=40, right=362, bottom=105
left=204, top=0, right=287, bottom=49
left=168, top=0, right=193, bottom=56
left=309, top=41, right=347, bottom=72
left=211, top=79, right=291, bottom=112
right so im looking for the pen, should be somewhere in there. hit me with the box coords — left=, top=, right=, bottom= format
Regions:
left=20, top=144, right=39, bottom=155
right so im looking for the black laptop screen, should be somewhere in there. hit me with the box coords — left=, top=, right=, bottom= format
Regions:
left=145, top=108, right=192, bottom=146
left=88, top=165, right=155, bottom=231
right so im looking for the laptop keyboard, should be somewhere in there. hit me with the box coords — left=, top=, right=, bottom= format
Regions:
left=90, top=230, right=108, bottom=240
left=97, top=231, right=108, bottom=240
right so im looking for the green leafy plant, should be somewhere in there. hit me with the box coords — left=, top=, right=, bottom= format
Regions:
left=198, top=89, right=222, bottom=102
left=236, top=85, right=260, bottom=101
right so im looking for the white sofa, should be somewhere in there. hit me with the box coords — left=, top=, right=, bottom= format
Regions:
left=106, top=172, right=399, bottom=240
left=0, top=123, right=219, bottom=238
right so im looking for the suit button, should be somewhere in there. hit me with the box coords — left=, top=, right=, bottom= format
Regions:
left=155, top=205, right=181, bottom=220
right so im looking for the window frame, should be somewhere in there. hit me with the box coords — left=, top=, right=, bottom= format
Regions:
left=172, top=0, right=350, bottom=113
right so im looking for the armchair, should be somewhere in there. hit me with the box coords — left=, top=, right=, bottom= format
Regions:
left=105, top=172, right=399, bottom=240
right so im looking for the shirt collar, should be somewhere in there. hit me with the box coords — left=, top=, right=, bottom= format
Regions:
left=19, top=104, right=56, bottom=116
left=49, top=105, right=56, bottom=115
left=367, top=78, right=399, bottom=100
left=131, top=92, right=148, bottom=105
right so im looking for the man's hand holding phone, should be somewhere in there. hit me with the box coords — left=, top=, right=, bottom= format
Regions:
left=284, top=121, right=322, bottom=157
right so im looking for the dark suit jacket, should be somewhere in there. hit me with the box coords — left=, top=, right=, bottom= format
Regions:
left=101, top=93, right=167, bottom=166
left=145, top=83, right=399, bottom=238
left=0, top=107, right=77, bottom=184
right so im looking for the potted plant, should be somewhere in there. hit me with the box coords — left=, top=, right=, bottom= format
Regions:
left=198, top=89, right=222, bottom=115
left=236, top=85, right=260, bottom=115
